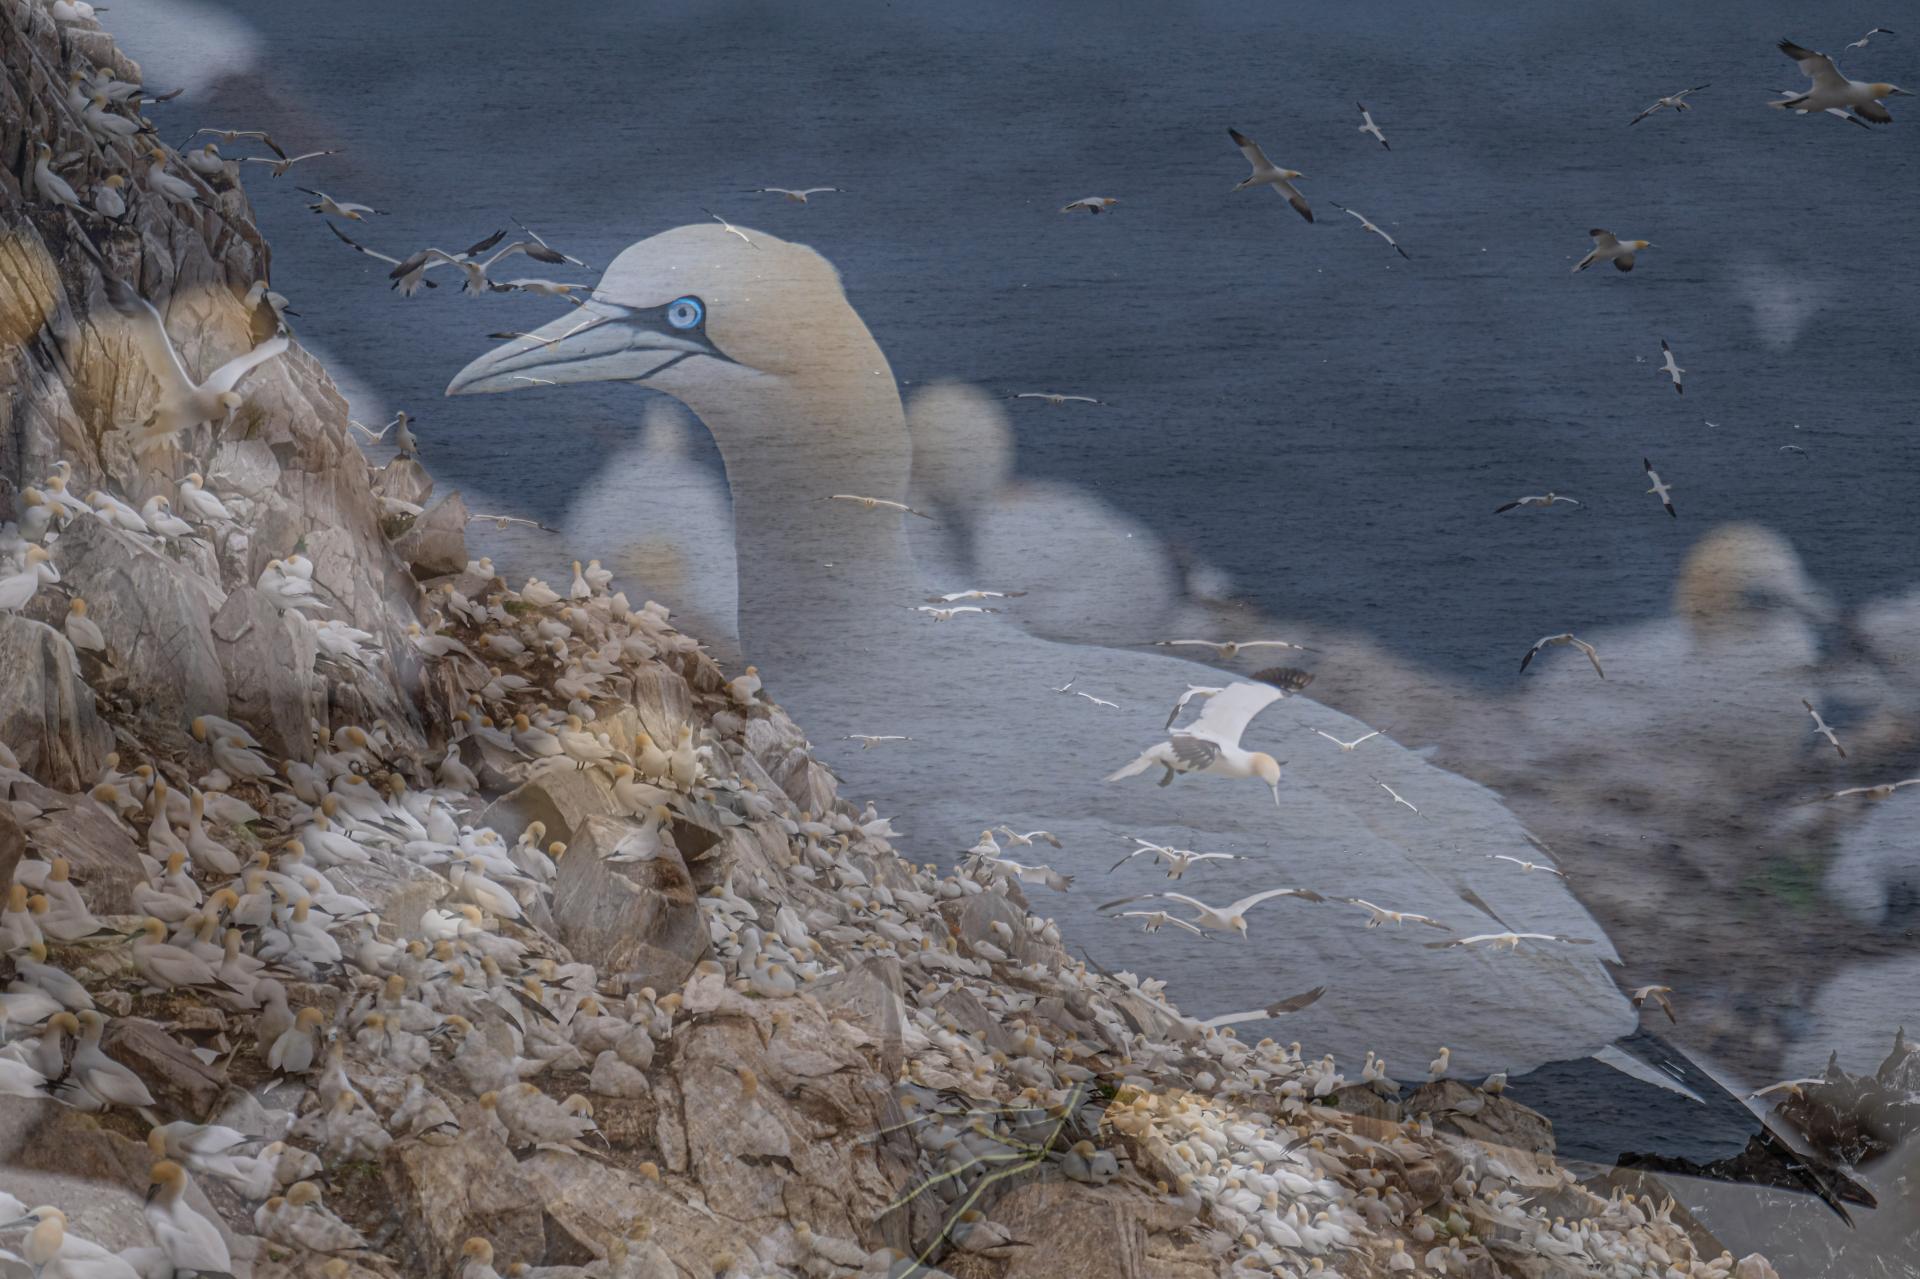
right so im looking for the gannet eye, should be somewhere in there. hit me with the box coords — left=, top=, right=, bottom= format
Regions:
left=665, top=297, right=704, bottom=330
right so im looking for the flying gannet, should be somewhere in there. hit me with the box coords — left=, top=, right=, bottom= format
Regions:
left=1519, top=633, right=1605, bottom=679
left=913, top=605, right=997, bottom=621
left=845, top=734, right=911, bottom=749
left=1773, top=38, right=1910, bottom=124
left=1009, top=392, right=1105, bottom=405
left=1659, top=339, right=1684, bottom=395
left=1313, top=729, right=1380, bottom=752
left=1489, top=854, right=1567, bottom=877
left=828, top=494, right=934, bottom=518
left=1573, top=229, right=1652, bottom=273
left=1425, top=932, right=1598, bottom=951
left=748, top=187, right=844, bottom=203
left=1107, top=681, right=1290, bottom=804
left=298, top=187, right=384, bottom=220
left=239, top=149, right=339, bottom=178
left=1336, top=897, right=1448, bottom=930
left=1627, top=84, right=1709, bottom=126
left=1642, top=457, right=1677, bottom=517
left=1374, top=779, right=1419, bottom=813
left=1328, top=202, right=1409, bottom=258
left=1059, top=197, right=1120, bottom=214
left=1815, top=777, right=1920, bottom=802
left=1802, top=698, right=1846, bottom=758
left=1630, top=985, right=1677, bottom=1023
left=1099, top=887, right=1326, bottom=937
left=927, top=589, right=1026, bottom=602
left=1155, top=638, right=1312, bottom=659
left=1847, top=27, right=1895, bottom=49
left=1107, top=838, right=1244, bottom=879
left=704, top=209, right=757, bottom=246
left=326, top=223, right=444, bottom=294
left=1227, top=128, right=1312, bottom=222
left=1494, top=492, right=1579, bottom=513
left=1355, top=102, right=1390, bottom=149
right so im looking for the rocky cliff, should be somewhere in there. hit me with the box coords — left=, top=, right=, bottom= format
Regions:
left=0, top=5, right=1799, bottom=1278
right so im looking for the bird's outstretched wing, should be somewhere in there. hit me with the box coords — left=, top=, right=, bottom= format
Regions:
left=1183, top=681, right=1284, bottom=748
left=1198, top=985, right=1328, bottom=1028
left=1778, top=39, right=1846, bottom=89
left=1227, top=127, right=1271, bottom=170
left=204, top=334, right=290, bottom=394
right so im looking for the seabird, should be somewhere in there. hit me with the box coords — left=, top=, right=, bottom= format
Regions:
left=1489, top=854, right=1567, bottom=878
left=1099, top=887, right=1326, bottom=937
left=914, top=605, right=997, bottom=621
left=1658, top=339, right=1684, bottom=394
left=1817, top=777, right=1920, bottom=802
left=1494, top=492, right=1579, bottom=514
left=1846, top=27, right=1895, bottom=49
left=1337, top=897, right=1448, bottom=930
left=1519, top=633, right=1605, bottom=679
left=1573, top=229, right=1652, bottom=273
left=1227, top=128, right=1311, bottom=222
left=927, top=589, right=1026, bottom=602
left=1355, top=102, right=1390, bottom=149
left=1106, top=681, right=1290, bottom=804
left=704, top=209, right=757, bottom=245
left=1073, top=691, right=1120, bottom=708
left=239, top=149, right=340, bottom=178
left=1802, top=698, right=1847, bottom=758
left=1059, top=197, right=1120, bottom=214
left=845, top=734, right=911, bottom=749
left=1328, top=202, right=1409, bottom=258
left=1114, top=909, right=1208, bottom=937
left=1155, top=638, right=1312, bottom=659
left=1374, top=779, right=1419, bottom=813
left=187, top=126, right=286, bottom=157
left=1627, top=85, right=1710, bottom=126
left=828, top=494, right=933, bottom=518
left=326, top=223, right=442, bottom=294
left=1164, top=683, right=1225, bottom=729
left=1313, top=729, right=1380, bottom=752
left=297, top=187, right=385, bottom=220
left=1009, top=392, right=1105, bottom=405
left=1772, top=38, right=1910, bottom=123
left=1425, top=932, right=1598, bottom=951
left=1642, top=457, right=1677, bottom=517
left=1107, top=838, right=1244, bottom=878
left=1630, top=985, right=1677, bottom=1023
left=748, top=187, right=844, bottom=203
left=390, top=225, right=583, bottom=296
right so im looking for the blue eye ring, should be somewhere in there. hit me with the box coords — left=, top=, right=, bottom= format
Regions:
left=666, top=297, right=704, bottom=330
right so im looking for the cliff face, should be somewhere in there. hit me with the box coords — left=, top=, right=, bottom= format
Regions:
left=0, top=7, right=1799, bottom=1279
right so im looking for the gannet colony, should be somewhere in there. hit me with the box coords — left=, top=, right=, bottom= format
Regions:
left=1, top=3, right=1912, bottom=1277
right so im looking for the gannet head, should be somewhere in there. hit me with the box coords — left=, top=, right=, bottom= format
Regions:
left=1633, top=240, right=1653, bottom=250
left=1875, top=83, right=1912, bottom=96
left=1251, top=753, right=1283, bottom=805
left=1675, top=522, right=1831, bottom=636
left=217, top=390, right=244, bottom=421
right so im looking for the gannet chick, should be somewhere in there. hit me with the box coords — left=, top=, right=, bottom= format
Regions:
left=1630, top=985, right=1677, bottom=1023
left=1573, top=229, right=1653, bottom=273
left=1802, top=698, right=1847, bottom=758
left=1642, top=456, right=1677, bottom=517
left=1059, top=197, right=1120, bottom=214
left=1355, top=102, right=1391, bottom=149
left=1494, top=491, right=1579, bottom=513
left=1098, top=887, right=1324, bottom=937
left=1518, top=633, right=1604, bottom=679
left=146, top=1160, right=232, bottom=1277
left=1773, top=38, right=1910, bottom=123
left=299, top=187, right=385, bottom=220
left=1628, top=84, right=1710, bottom=125
left=1658, top=339, right=1684, bottom=394
left=1227, top=128, right=1311, bottom=222
left=747, top=186, right=844, bottom=203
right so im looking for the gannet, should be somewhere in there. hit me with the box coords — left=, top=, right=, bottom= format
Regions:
left=327, top=223, right=443, bottom=294
left=1627, top=84, right=1709, bottom=126
left=1155, top=638, right=1311, bottom=659
left=1374, top=779, right=1419, bottom=813
left=29, top=142, right=87, bottom=216
left=1801, top=698, right=1847, bottom=757
left=1519, top=633, right=1604, bottom=679
left=1494, top=492, right=1579, bottom=513
left=1773, top=38, right=1910, bottom=123
left=749, top=186, right=844, bottom=202
left=1847, top=27, right=1895, bottom=49
left=1816, top=777, right=1920, bottom=801
left=1658, top=339, right=1684, bottom=394
left=828, top=493, right=933, bottom=518
left=1426, top=932, right=1598, bottom=951
left=915, top=604, right=997, bottom=621
left=1328, top=202, right=1409, bottom=258
left=145, top=1161, right=232, bottom=1277
left=1630, top=985, right=1677, bottom=1023
left=1572, top=229, right=1652, bottom=273
left=1489, top=854, right=1567, bottom=877
left=1107, top=681, right=1290, bottom=803
left=1059, top=197, right=1120, bottom=214
left=187, top=126, right=286, bottom=157
left=239, top=148, right=340, bottom=178
left=704, top=208, right=756, bottom=245
left=390, top=224, right=584, bottom=296
left=845, top=734, right=911, bottom=748
left=1355, top=102, right=1390, bottom=149
left=1010, top=392, right=1104, bottom=405
left=298, top=187, right=385, bottom=219
left=1313, top=729, right=1380, bottom=752
left=1227, top=128, right=1311, bottom=222
left=1337, top=897, right=1448, bottom=930
left=1642, top=456, right=1676, bottom=517
left=1100, top=887, right=1326, bottom=937
left=1114, top=909, right=1208, bottom=936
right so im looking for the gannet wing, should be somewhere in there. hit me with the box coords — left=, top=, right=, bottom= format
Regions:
left=1250, top=667, right=1315, bottom=694
left=1198, top=986, right=1326, bottom=1028
left=327, top=221, right=406, bottom=268
left=1183, top=681, right=1284, bottom=749
left=1230, top=886, right=1326, bottom=913
left=1227, top=127, right=1271, bottom=169
left=1284, top=189, right=1314, bottom=223
left=1853, top=100, right=1894, bottom=124
left=1589, top=229, right=1620, bottom=248
left=1168, top=735, right=1221, bottom=770
left=1571, top=638, right=1605, bottom=680
left=203, top=334, right=290, bottom=394
left=99, top=279, right=196, bottom=399
left=1778, top=40, right=1846, bottom=89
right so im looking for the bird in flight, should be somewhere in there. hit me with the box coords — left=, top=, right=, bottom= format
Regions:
left=1643, top=457, right=1677, bottom=517
left=1108, top=682, right=1290, bottom=804
left=928, top=590, right=1026, bottom=603
left=298, top=187, right=384, bottom=221
left=1156, top=638, right=1313, bottom=659
left=1488, top=854, right=1567, bottom=878
left=1337, top=898, right=1448, bottom=930
left=1573, top=228, right=1653, bottom=273
left=1355, top=102, right=1390, bottom=149
left=914, top=605, right=998, bottom=621
left=1846, top=27, right=1895, bottom=50
left=825, top=494, right=933, bottom=518
left=1802, top=699, right=1846, bottom=758
left=703, top=209, right=757, bottom=247
left=845, top=734, right=912, bottom=749
left=239, top=148, right=338, bottom=179
left=1628, top=84, right=1710, bottom=126
left=1313, top=729, right=1381, bottom=752
left=1074, top=691, right=1120, bottom=709
left=1227, top=128, right=1312, bottom=222
left=748, top=187, right=844, bottom=203
left=1328, top=202, right=1410, bottom=259
left=1114, top=910, right=1209, bottom=937
left=1772, top=38, right=1911, bottom=125
left=995, top=827, right=1062, bottom=849
left=1099, top=887, right=1326, bottom=937
left=1813, top=778, right=1920, bottom=802
left=1520, top=633, right=1605, bottom=679
left=1494, top=492, right=1579, bottom=514
left=1009, top=392, right=1105, bottom=406
left=1107, top=839, right=1245, bottom=879
left=1659, top=339, right=1684, bottom=395
left=1060, top=197, right=1120, bottom=215
left=1631, top=984, right=1678, bottom=1024
left=1374, top=779, right=1420, bottom=814
left=1424, top=932, right=1597, bottom=951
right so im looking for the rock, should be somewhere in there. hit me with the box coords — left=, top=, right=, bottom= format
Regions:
left=383, top=1122, right=545, bottom=1276
left=549, top=815, right=707, bottom=992
left=53, top=518, right=227, bottom=750
left=969, top=1180, right=1151, bottom=1279
left=1734, top=1255, right=1781, bottom=1279
left=0, top=806, right=22, bottom=891
left=374, top=458, right=434, bottom=507
left=210, top=586, right=321, bottom=760
left=0, top=614, right=114, bottom=789
left=517, top=1149, right=737, bottom=1267
left=390, top=490, right=468, bottom=579
left=103, top=1016, right=227, bottom=1120
left=483, top=770, right=620, bottom=847
left=11, top=783, right=145, bottom=912
left=1408, top=1081, right=1556, bottom=1156
left=626, top=665, right=693, bottom=748
left=809, top=956, right=906, bottom=1079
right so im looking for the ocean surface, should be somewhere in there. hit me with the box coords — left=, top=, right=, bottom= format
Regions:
left=112, top=0, right=1920, bottom=1263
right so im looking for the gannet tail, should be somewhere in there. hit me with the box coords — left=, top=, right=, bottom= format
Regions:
left=1105, top=746, right=1166, bottom=783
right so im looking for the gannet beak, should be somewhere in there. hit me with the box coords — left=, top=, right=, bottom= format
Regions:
left=445, top=302, right=728, bottom=396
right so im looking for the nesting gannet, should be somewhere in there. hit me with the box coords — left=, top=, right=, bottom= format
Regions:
left=1572, top=229, right=1652, bottom=273
left=1100, top=887, right=1326, bottom=937
left=1848, top=27, right=1895, bottom=49
left=1107, top=681, right=1289, bottom=803
left=1059, top=197, right=1120, bottom=214
left=845, top=734, right=911, bottom=749
left=1642, top=456, right=1677, bottom=517
left=298, top=187, right=385, bottom=220
left=1658, top=339, right=1684, bottom=394
left=1374, top=779, right=1419, bottom=813
left=1328, top=203, right=1409, bottom=258
left=1155, top=638, right=1311, bottom=659
left=1519, top=633, right=1605, bottom=679
left=1313, top=729, right=1380, bottom=752
left=1355, top=102, right=1390, bottom=149
left=1226, top=128, right=1311, bottom=222
left=1494, top=492, right=1579, bottom=513
left=1337, top=897, right=1448, bottom=930
left=239, top=149, right=341, bottom=178
left=749, top=186, right=844, bottom=202
left=327, top=223, right=443, bottom=294
left=29, top=143, right=88, bottom=216
left=1010, top=392, right=1104, bottom=405
left=1627, top=84, right=1710, bottom=126
left=83, top=254, right=289, bottom=454
left=1801, top=698, right=1847, bottom=757
left=1630, top=985, right=1677, bottom=1023
left=1773, top=38, right=1911, bottom=123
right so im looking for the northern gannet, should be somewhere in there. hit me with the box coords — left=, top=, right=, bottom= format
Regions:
left=1658, top=339, right=1684, bottom=394
left=240, top=149, right=340, bottom=178
left=828, top=493, right=933, bottom=518
left=1846, top=27, right=1895, bottom=49
left=1106, top=681, right=1289, bottom=804
left=298, top=187, right=385, bottom=220
left=1519, top=633, right=1605, bottom=679
left=845, top=734, right=911, bottom=749
left=1627, top=84, right=1709, bottom=126
left=914, top=604, right=997, bottom=621
left=1155, top=637, right=1312, bottom=659
left=1642, top=456, right=1677, bottom=517
left=1816, top=777, right=1920, bottom=802
left=1227, top=128, right=1311, bottom=222
left=1425, top=932, right=1598, bottom=951
left=1773, top=38, right=1910, bottom=124
left=1313, top=728, right=1380, bottom=752
left=1009, top=392, right=1104, bottom=405
left=327, top=223, right=442, bottom=294
left=928, top=589, right=1026, bottom=602
left=1073, top=691, right=1119, bottom=708
left=1107, top=838, right=1244, bottom=878
left=1328, top=202, right=1409, bottom=258
left=1355, top=102, right=1390, bottom=149
left=1336, top=897, right=1448, bottom=930
left=389, top=225, right=582, bottom=296
left=1099, top=887, right=1326, bottom=937
left=187, top=126, right=286, bottom=157
left=1059, top=197, right=1120, bottom=214
left=1630, top=984, right=1677, bottom=1023
left=1572, top=229, right=1652, bottom=273
left=1489, top=854, right=1567, bottom=878
left=29, top=143, right=87, bottom=216
left=704, top=208, right=757, bottom=246
left=1114, top=909, right=1208, bottom=936
left=1802, top=698, right=1846, bottom=757
left=749, top=186, right=844, bottom=202
left=1494, top=492, right=1579, bottom=513
left=1374, top=779, right=1419, bottom=813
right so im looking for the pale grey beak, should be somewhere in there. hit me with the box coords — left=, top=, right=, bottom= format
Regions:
left=445, top=304, right=715, bottom=396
